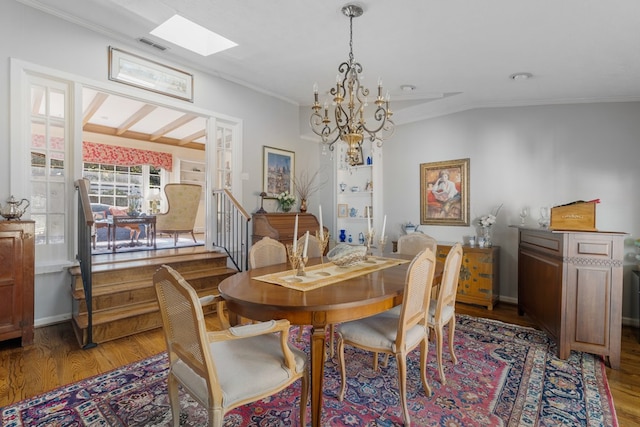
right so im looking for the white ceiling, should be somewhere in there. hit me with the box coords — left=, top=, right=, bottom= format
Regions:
left=21, top=0, right=640, bottom=137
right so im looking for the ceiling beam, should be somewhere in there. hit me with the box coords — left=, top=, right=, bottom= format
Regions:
left=82, top=92, right=109, bottom=126
left=116, top=104, right=157, bottom=135
left=179, top=129, right=206, bottom=146
left=83, top=123, right=205, bottom=151
left=150, top=113, right=198, bottom=141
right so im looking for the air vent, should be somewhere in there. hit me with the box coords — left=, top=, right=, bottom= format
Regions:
left=137, top=38, right=168, bottom=51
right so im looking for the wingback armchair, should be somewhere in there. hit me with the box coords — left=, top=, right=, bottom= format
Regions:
left=155, top=183, right=202, bottom=246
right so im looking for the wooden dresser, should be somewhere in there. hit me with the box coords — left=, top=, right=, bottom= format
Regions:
left=436, top=244, right=500, bottom=310
left=252, top=213, right=329, bottom=254
left=0, top=220, right=35, bottom=346
left=517, top=227, right=625, bottom=369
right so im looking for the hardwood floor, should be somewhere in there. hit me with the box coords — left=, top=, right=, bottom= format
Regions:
left=1, top=303, right=639, bottom=425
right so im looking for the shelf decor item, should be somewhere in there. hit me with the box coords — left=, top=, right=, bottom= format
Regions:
left=420, top=158, right=470, bottom=226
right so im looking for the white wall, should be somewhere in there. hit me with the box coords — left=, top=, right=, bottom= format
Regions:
left=1, top=1, right=317, bottom=325
left=384, top=102, right=640, bottom=324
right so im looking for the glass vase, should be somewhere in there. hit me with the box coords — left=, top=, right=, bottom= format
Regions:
left=482, top=226, right=492, bottom=247
left=299, top=198, right=307, bottom=213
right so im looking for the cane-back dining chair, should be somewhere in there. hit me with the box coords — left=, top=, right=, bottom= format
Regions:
left=153, top=265, right=309, bottom=427
left=296, top=233, right=323, bottom=258
left=428, top=242, right=463, bottom=384
left=396, top=233, right=438, bottom=256
left=249, top=236, right=287, bottom=269
left=336, top=249, right=436, bottom=427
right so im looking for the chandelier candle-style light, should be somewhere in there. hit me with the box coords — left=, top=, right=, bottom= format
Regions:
left=310, top=4, right=394, bottom=166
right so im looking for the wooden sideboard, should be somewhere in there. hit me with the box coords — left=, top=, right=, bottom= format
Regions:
left=517, top=227, right=625, bottom=369
left=0, top=220, right=35, bottom=346
left=436, top=244, right=500, bottom=310
left=252, top=213, right=329, bottom=254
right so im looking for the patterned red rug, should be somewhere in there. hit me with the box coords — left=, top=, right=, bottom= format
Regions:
left=0, top=315, right=618, bottom=426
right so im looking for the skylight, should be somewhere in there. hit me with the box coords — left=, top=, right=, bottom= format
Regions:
left=150, top=15, right=237, bottom=56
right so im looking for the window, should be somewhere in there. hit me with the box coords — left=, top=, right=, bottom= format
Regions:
left=216, top=124, right=234, bottom=190
left=83, top=162, right=164, bottom=213
left=29, top=81, right=69, bottom=246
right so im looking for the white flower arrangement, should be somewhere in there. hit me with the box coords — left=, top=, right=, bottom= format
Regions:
left=479, top=204, right=503, bottom=228
left=277, top=191, right=296, bottom=211
left=479, top=214, right=497, bottom=228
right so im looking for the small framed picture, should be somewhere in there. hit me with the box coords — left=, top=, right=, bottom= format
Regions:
left=263, top=146, right=295, bottom=198
left=338, top=204, right=348, bottom=218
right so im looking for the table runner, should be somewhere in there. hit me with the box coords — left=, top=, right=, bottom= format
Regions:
left=253, top=256, right=410, bottom=291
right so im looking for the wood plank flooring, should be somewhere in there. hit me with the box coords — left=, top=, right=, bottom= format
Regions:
left=1, top=303, right=639, bottom=425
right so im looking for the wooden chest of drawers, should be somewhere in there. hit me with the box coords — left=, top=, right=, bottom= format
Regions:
left=252, top=213, right=329, bottom=254
left=517, top=228, right=625, bottom=369
left=0, top=221, right=35, bottom=346
left=436, top=244, right=500, bottom=310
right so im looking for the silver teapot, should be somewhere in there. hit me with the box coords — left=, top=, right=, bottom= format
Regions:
left=0, top=195, right=30, bottom=220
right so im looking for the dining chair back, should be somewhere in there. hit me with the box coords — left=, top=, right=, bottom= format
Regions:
left=296, top=233, right=323, bottom=258
left=428, top=242, right=463, bottom=384
left=249, top=236, right=287, bottom=269
left=153, top=265, right=308, bottom=427
left=397, top=233, right=438, bottom=256
left=336, top=248, right=436, bottom=426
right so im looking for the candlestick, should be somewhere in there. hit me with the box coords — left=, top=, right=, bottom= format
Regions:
left=303, top=230, right=309, bottom=258
left=293, top=214, right=299, bottom=252
left=315, top=230, right=331, bottom=276
left=381, top=214, right=387, bottom=239
left=285, top=243, right=304, bottom=282
left=378, top=235, right=388, bottom=256
left=367, top=208, right=371, bottom=233
left=318, top=205, right=324, bottom=240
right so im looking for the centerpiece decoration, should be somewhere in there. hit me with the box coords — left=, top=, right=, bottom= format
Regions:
left=478, top=204, right=502, bottom=247
left=276, top=191, right=296, bottom=212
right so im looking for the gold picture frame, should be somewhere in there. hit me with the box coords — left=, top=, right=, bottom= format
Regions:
left=263, top=146, right=295, bottom=198
left=108, top=46, right=194, bottom=102
left=338, top=204, right=348, bottom=218
left=420, top=158, right=470, bottom=226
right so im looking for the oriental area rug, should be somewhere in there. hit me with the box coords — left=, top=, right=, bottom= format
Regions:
left=1, top=315, right=617, bottom=427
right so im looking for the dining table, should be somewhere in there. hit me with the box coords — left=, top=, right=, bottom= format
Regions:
left=218, top=253, right=442, bottom=427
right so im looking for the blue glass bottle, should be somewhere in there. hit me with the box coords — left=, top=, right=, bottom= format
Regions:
left=339, top=229, right=346, bottom=242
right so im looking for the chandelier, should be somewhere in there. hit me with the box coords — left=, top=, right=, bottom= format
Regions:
left=310, top=4, right=394, bottom=166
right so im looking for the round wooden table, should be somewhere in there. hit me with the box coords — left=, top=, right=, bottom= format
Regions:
left=218, top=255, right=424, bottom=427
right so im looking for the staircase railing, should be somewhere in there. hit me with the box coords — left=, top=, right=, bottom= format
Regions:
left=74, top=178, right=97, bottom=349
left=212, top=189, right=251, bottom=271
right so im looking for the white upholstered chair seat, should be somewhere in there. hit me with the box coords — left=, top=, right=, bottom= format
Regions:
left=172, top=322, right=307, bottom=408
left=337, top=311, right=427, bottom=354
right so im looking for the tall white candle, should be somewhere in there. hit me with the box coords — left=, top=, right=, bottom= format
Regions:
left=367, top=208, right=372, bottom=233
left=303, top=230, right=309, bottom=258
left=381, top=214, right=387, bottom=238
left=318, top=205, right=324, bottom=240
left=293, top=214, right=299, bottom=252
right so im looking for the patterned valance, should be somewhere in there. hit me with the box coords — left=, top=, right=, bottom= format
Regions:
left=82, top=141, right=173, bottom=171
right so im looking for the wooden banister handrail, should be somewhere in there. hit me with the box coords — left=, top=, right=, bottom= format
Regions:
left=214, top=189, right=251, bottom=221
left=75, top=178, right=94, bottom=226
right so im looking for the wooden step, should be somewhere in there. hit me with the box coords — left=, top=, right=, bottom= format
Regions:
left=69, top=246, right=237, bottom=347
